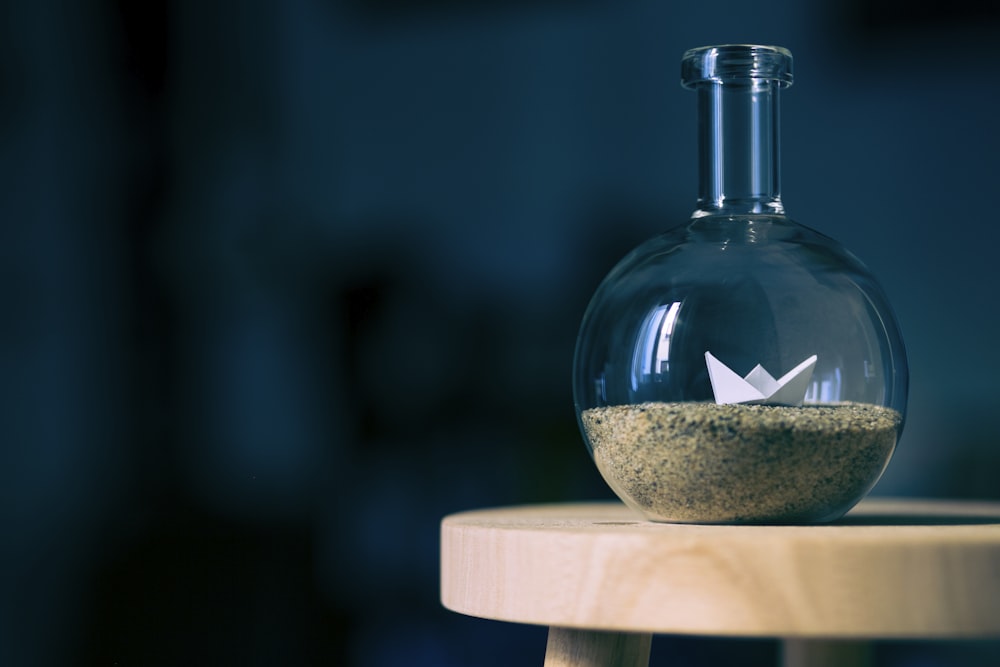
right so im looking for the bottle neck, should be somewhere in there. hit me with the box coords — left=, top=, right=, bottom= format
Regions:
left=693, top=79, right=784, bottom=218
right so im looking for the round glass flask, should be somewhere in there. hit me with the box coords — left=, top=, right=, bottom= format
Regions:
left=572, top=45, right=908, bottom=524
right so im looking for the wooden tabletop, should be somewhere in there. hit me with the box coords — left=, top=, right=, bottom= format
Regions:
left=440, top=498, right=1000, bottom=639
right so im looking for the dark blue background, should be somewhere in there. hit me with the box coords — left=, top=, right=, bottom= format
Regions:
left=3, top=0, right=1000, bottom=665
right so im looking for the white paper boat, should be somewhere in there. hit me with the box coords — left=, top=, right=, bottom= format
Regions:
left=705, top=351, right=817, bottom=406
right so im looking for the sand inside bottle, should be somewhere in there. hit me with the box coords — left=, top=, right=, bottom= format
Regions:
left=581, top=401, right=902, bottom=524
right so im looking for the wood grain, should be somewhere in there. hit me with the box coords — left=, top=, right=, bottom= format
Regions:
left=542, top=628, right=651, bottom=667
left=782, top=639, right=872, bottom=667
left=440, top=498, right=1000, bottom=638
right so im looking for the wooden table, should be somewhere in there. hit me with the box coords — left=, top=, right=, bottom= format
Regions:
left=440, top=498, right=1000, bottom=666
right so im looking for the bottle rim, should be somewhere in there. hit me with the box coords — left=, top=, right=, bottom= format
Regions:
left=681, top=44, right=793, bottom=88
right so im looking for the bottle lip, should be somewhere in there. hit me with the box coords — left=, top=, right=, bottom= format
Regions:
left=681, top=44, right=793, bottom=88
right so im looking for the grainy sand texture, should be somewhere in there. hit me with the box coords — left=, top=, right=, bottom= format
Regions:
left=582, top=401, right=901, bottom=524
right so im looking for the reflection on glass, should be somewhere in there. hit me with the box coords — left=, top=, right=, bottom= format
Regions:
left=631, top=301, right=682, bottom=390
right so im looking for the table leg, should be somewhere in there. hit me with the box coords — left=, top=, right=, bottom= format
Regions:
left=781, top=639, right=872, bottom=667
left=543, top=627, right=652, bottom=667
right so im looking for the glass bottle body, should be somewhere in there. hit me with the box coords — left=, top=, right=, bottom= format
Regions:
left=572, top=46, right=907, bottom=523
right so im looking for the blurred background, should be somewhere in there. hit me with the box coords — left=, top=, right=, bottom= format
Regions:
left=2, top=0, right=1000, bottom=665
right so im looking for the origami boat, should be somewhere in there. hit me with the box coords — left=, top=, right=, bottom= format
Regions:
left=705, top=351, right=817, bottom=406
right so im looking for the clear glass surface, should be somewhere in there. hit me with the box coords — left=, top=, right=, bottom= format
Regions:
left=572, top=45, right=908, bottom=524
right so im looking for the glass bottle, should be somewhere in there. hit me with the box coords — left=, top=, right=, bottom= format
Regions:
left=572, top=45, right=908, bottom=524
